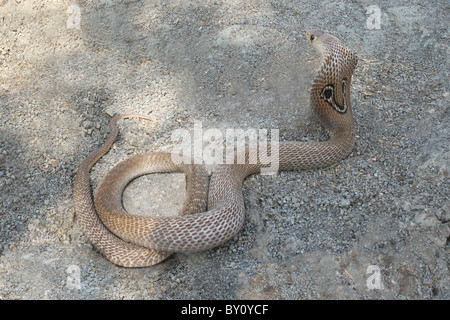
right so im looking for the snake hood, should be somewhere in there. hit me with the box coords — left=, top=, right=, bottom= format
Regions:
left=305, top=29, right=358, bottom=135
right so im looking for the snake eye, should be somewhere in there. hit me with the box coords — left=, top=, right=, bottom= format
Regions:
left=310, top=34, right=315, bottom=41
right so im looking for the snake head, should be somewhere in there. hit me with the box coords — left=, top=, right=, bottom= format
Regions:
left=305, top=29, right=335, bottom=56
left=305, top=29, right=324, bottom=43
left=305, top=29, right=358, bottom=74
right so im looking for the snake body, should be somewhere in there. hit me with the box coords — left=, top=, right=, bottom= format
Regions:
left=74, top=30, right=358, bottom=267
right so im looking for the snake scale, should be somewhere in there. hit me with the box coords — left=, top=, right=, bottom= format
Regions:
left=73, top=30, right=358, bottom=267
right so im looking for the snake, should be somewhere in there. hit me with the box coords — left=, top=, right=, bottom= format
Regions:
left=73, top=30, right=358, bottom=267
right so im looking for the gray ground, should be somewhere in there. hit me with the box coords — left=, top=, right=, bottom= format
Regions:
left=0, top=0, right=448, bottom=300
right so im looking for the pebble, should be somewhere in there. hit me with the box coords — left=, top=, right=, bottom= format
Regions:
left=82, top=120, right=94, bottom=129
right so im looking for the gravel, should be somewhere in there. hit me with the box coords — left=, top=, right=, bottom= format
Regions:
left=0, top=0, right=448, bottom=300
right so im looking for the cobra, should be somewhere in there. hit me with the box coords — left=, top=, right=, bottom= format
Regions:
left=73, top=30, right=358, bottom=267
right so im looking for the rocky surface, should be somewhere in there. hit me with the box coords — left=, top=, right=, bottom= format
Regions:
left=0, top=0, right=448, bottom=299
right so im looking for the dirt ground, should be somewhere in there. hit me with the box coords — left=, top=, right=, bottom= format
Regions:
left=0, top=0, right=448, bottom=299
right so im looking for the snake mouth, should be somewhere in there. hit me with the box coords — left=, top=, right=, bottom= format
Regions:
left=305, top=30, right=314, bottom=44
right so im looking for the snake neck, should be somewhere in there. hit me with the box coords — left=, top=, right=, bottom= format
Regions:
left=311, top=36, right=357, bottom=143
left=231, top=43, right=358, bottom=178
left=274, top=37, right=358, bottom=173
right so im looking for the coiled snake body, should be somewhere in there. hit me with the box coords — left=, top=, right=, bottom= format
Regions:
left=73, top=30, right=358, bottom=267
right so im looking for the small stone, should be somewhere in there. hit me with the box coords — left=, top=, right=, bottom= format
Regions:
left=82, top=120, right=93, bottom=129
left=338, top=199, right=351, bottom=208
